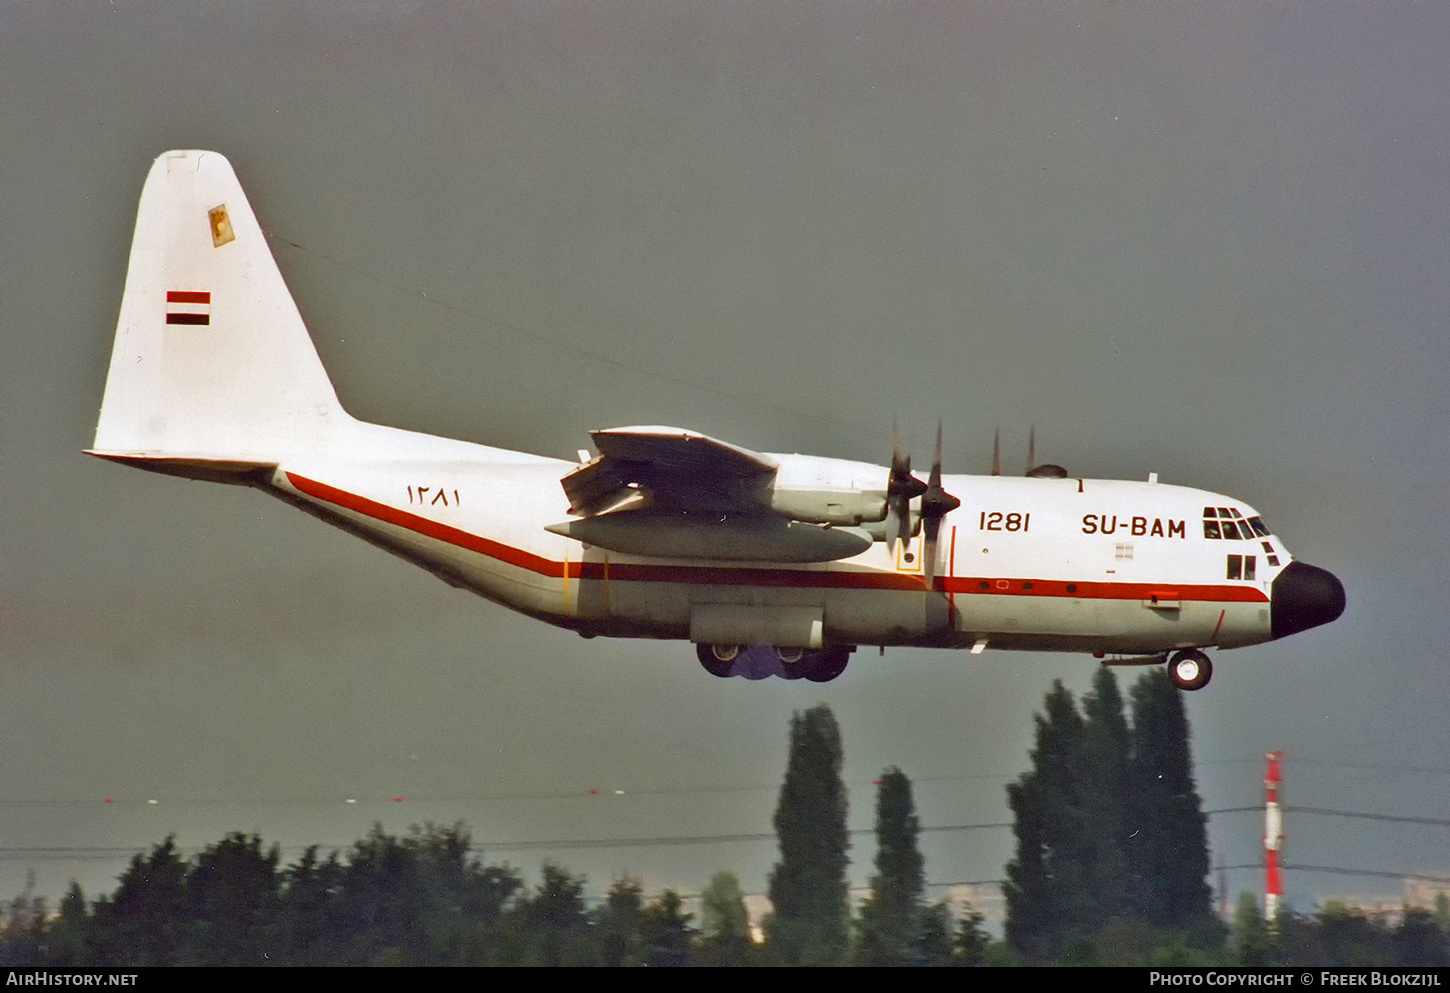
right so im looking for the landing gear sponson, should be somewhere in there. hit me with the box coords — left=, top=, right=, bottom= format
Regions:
left=695, top=644, right=854, bottom=682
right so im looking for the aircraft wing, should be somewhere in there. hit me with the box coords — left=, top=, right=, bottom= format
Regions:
left=562, top=426, right=779, bottom=518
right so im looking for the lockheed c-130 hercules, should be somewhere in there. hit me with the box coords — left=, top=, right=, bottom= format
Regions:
left=88, top=151, right=1346, bottom=690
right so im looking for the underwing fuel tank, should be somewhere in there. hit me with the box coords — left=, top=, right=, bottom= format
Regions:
left=546, top=511, right=873, bottom=563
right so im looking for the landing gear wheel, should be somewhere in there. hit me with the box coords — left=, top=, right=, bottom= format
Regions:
left=696, top=643, right=740, bottom=678
left=776, top=646, right=809, bottom=680
left=805, top=647, right=852, bottom=683
left=1168, top=649, right=1213, bottom=691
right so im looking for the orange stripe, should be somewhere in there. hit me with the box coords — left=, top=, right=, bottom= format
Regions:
left=285, top=472, right=1268, bottom=604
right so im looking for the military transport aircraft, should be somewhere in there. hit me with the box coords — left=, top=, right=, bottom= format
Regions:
left=88, top=151, right=1346, bottom=690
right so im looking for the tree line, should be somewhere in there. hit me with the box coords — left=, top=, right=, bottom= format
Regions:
left=2, top=671, right=1446, bottom=966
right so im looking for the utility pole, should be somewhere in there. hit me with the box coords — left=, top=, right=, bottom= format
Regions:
left=1264, top=750, right=1285, bottom=923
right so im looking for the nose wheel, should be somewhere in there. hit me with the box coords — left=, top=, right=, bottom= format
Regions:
left=1168, top=649, right=1213, bottom=691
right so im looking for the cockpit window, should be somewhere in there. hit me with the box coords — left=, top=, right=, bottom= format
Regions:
left=1203, top=507, right=1270, bottom=539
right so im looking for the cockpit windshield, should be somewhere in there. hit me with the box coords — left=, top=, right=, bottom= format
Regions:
left=1202, top=506, right=1270, bottom=539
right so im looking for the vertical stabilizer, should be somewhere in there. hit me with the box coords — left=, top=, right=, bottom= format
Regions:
left=91, top=150, right=346, bottom=464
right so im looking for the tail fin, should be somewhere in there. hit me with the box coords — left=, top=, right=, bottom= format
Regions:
left=90, top=150, right=346, bottom=469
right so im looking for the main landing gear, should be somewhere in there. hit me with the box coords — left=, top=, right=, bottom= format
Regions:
left=1167, top=649, right=1213, bottom=691
left=696, top=644, right=854, bottom=682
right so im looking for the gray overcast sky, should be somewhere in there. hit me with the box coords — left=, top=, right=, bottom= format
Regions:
left=2, top=2, right=1448, bottom=917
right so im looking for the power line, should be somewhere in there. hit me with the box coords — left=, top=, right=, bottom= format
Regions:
left=0, top=772, right=1017, bottom=810
left=267, top=231, right=881, bottom=445
left=1284, top=864, right=1450, bottom=887
left=266, top=230, right=997, bottom=465
left=1286, top=806, right=1450, bottom=828
left=1288, top=758, right=1450, bottom=778
left=0, top=819, right=1016, bottom=863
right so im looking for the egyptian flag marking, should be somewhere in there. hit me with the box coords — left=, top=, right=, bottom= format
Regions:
left=166, top=290, right=211, bottom=325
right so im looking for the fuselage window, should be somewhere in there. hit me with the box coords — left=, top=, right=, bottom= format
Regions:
left=1247, top=516, right=1271, bottom=537
left=1204, top=519, right=1222, bottom=539
left=1244, top=555, right=1256, bottom=581
left=1220, top=520, right=1243, bottom=540
left=1227, top=554, right=1242, bottom=580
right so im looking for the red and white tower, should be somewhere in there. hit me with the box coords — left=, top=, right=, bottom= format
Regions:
left=1264, top=750, right=1285, bottom=922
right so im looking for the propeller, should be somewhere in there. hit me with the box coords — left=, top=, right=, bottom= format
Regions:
left=1024, top=426, right=1069, bottom=478
left=920, top=421, right=961, bottom=586
left=884, top=423, right=927, bottom=555
left=996, top=427, right=1068, bottom=478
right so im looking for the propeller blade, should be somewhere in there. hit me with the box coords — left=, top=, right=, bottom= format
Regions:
left=923, top=511, right=942, bottom=585
left=919, top=421, right=961, bottom=586
left=930, top=421, right=944, bottom=489
left=885, top=422, right=926, bottom=554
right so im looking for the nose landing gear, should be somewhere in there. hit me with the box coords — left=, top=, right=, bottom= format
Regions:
left=1168, top=649, right=1213, bottom=691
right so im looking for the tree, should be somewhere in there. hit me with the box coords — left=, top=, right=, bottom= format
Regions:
left=640, top=889, right=695, bottom=967
left=89, top=837, right=189, bottom=966
left=330, top=825, right=430, bottom=964
left=272, top=846, right=346, bottom=965
left=698, top=871, right=753, bottom=966
left=913, top=900, right=955, bottom=966
left=44, top=883, right=92, bottom=966
left=952, top=900, right=993, bottom=966
left=766, top=704, right=849, bottom=965
left=1003, top=680, right=1091, bottom=959
left=855, top=767, right=926, bottom=965
left=517, top=863, right=597, bottom=966
left=1393, top=907, right=1447, bottom=967
left=1081, top=667, right=1132, bottom=924
left=0, top=872, right=48, bottom=966
left=595, top=877, right=645, bottom=967
left=1233, top=892, right=1273, bottom=966
left=179, top=832, right=279, bottom=965
left=1316, top=900, right=1390, bottom=966
left=1127, top=670, right=1215, bottom=935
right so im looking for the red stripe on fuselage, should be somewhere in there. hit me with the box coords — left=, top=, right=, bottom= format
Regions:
left=285, top=472, right=1268, bottom=604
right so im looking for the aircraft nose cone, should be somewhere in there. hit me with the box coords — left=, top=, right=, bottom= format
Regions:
left=1271, top=561, right=1346, bottom=640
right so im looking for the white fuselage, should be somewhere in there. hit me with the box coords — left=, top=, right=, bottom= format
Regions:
left=268, top=419, right=1280, bottom=656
